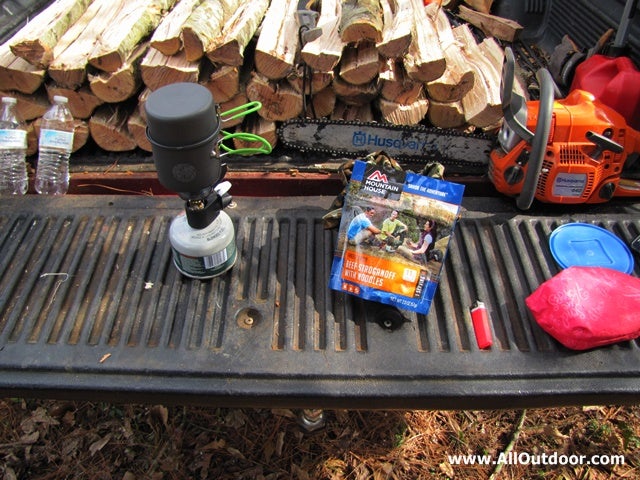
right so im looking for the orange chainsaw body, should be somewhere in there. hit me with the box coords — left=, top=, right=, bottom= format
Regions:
left=490, top=89, right=640, bottom=204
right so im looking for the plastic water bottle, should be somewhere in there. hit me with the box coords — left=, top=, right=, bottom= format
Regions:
left=0, top=96, right=28, bottom=195
left=35, top=95, right=74, bottom=195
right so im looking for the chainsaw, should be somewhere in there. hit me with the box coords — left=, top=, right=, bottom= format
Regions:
left=277, top=118, right=495, bottom=175
left=489, top=47, right=640, bottom=210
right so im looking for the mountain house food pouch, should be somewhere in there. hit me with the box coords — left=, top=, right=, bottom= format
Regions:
left=329, top=160, right=465, bottom=314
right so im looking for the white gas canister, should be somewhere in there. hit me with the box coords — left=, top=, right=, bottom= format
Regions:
left=169, top=210, right=237, bottom=279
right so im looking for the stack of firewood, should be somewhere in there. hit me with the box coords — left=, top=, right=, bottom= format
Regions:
left=0, top=0, right=522, bottom=155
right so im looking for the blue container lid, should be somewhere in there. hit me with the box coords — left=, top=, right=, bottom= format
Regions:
left=549, top=223, right=634, bottom=274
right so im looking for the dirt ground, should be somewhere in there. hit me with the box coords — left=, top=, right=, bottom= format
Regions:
left=0, top=400, right=638, bottom=479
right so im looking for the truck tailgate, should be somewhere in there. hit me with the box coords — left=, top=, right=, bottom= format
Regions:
left=0, top=195, right=639, bottom=409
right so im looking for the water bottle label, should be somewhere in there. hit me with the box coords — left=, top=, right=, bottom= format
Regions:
left=39, top=129, right=74, bottom=150
left=0, top=129, right=27, bottom=149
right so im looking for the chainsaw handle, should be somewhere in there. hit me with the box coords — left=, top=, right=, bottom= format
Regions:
left=516, top=67, right=555, bottom=210
left=501, top=47, right=534, bottom=145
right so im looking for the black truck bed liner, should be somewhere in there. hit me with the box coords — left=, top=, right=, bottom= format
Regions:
left=1, top=195, right=639, bottom=409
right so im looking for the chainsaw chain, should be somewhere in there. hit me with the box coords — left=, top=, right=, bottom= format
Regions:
left=278, top=117, right=496, bottom=171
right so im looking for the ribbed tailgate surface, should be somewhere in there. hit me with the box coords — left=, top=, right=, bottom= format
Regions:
left=0, top=195, right=639, bottom=408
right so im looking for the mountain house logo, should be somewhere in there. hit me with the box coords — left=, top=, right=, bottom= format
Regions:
left=367, top=170, right=389, bottom=183
left=361, top=166, right=404, bottom=200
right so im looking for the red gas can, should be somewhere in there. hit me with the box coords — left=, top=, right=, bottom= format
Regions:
left=570, top=54, right=640, bottom=130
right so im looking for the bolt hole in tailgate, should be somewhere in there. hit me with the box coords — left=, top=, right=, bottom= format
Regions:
left=1, top=195, right=639, bottom=409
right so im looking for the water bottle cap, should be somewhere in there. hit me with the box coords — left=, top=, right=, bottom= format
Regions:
left=2, top=97, right=17, bottom=105
left=53, top=95, right=69, bottom=104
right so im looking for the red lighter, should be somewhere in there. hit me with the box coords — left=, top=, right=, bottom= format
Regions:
left=470, top=300, right=492, bottom=349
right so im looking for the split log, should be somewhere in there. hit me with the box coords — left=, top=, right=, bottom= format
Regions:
left=245, top=73, right=302, bottom=121
left=182, top=0, right=240, bottom=62
left=45, top=83, right=104, bottom=119
left=427, top=99, right=465, bottom=128
left=150, top=0, right=202, bottom=55
left=287, top=68, right=333, bottom=95
left=202, top=65, right=241, bottom=103
left=0, top=44, right=46, bottom=94
left=232, top=115, right=277, bottom=152
left=310, top=87, right=337, bottom=118
left=377, top=0, right=412, bottom=58
left=300, top=0, right=344, bottom=72
left=0, top=89, right=50, bottom=120
left=378, top=95, right=429, bottom=125
left=333, top=75, right=380, bottom=106
left=9, top=0, right=94, bottom=68
left=339, top=0, right=384, bottom=44
left=331, top=101, right=374, bottom=122
left=206, top=0, right=269, bottom=67
left=49, top=0, right=127, bottom=88
left=403, top=0, right=446, bottom=82
left=379, top=58, right=423, bottom=103
left=89, top=104, right=137, bottom=151
left=339, top=42, right=380, bottom=86
left=88, top=0, right=176, bottom=73
left=462, top=0, right=494, bottom=14
left=254, top=0, right=299, bottom=80
left=88, top=42, right=148, bottom=103
left=33, top=117, right=90, bottom=152
left=453, top=24, right=502, bottom=128
left=424, top=4, right=474, bottom=102
left=457, top=5, right=523, bottom=42
left=127, top=109, right=152, bottom=151
left=140, top=49, right=199, bottom=91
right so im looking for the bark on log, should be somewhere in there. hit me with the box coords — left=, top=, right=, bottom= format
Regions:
left=379, top=57, right=423, bottom=105
left=202, top=65, right=241, bottom=103
left=254, top=0, right=299, bottom=80
left=339, top=42, right=380, bottom=86
left=150, top=0, right=201, bottom=56
left=182, top=0, right=240, bottom=62
left=378, top=95, right=429, bottom=125
left=88, top=0, right=176, bottom=73
left=300, top=0, right=344, bottom=72
left=377, top=0, right=412, bottom=58
left=0, top=89, right=50, bottom=120
left=453, top=24, right=502, bottom=128
left=88, top=42, right=147, bottom=103
left=127, top=109, right=152, bottom=151
left=339, top=0, right=384, bottom=44
left=311, top=87, right=337, bottom=118
left=245, top=73, right=303, bottom=121
left=49, top=0, right=126, bottom=88
left=403, top=0, right=445, bottom=82
left=424, top=4, right=474, bottom=102
left=457, top=5, right=523, bottom=42
left=206, top=0, right=269, bottom=67
left=333, top=75, right=380, bottom=106
left=89, top=104, right=137, bottom=151
left=140, top=49, right=199, bottom=91
left=331, top=101, right=373, bottom=121
left=0, top=44, right=47, bottom=94
left=9, top=0, right=94, bottom=68
left=46, top=83, right=104, bottom=119
left=427, top=99, right=465, bottom=128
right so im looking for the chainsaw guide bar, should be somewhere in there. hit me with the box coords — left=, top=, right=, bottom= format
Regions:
left=278, top=118, right=496, bottom=174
